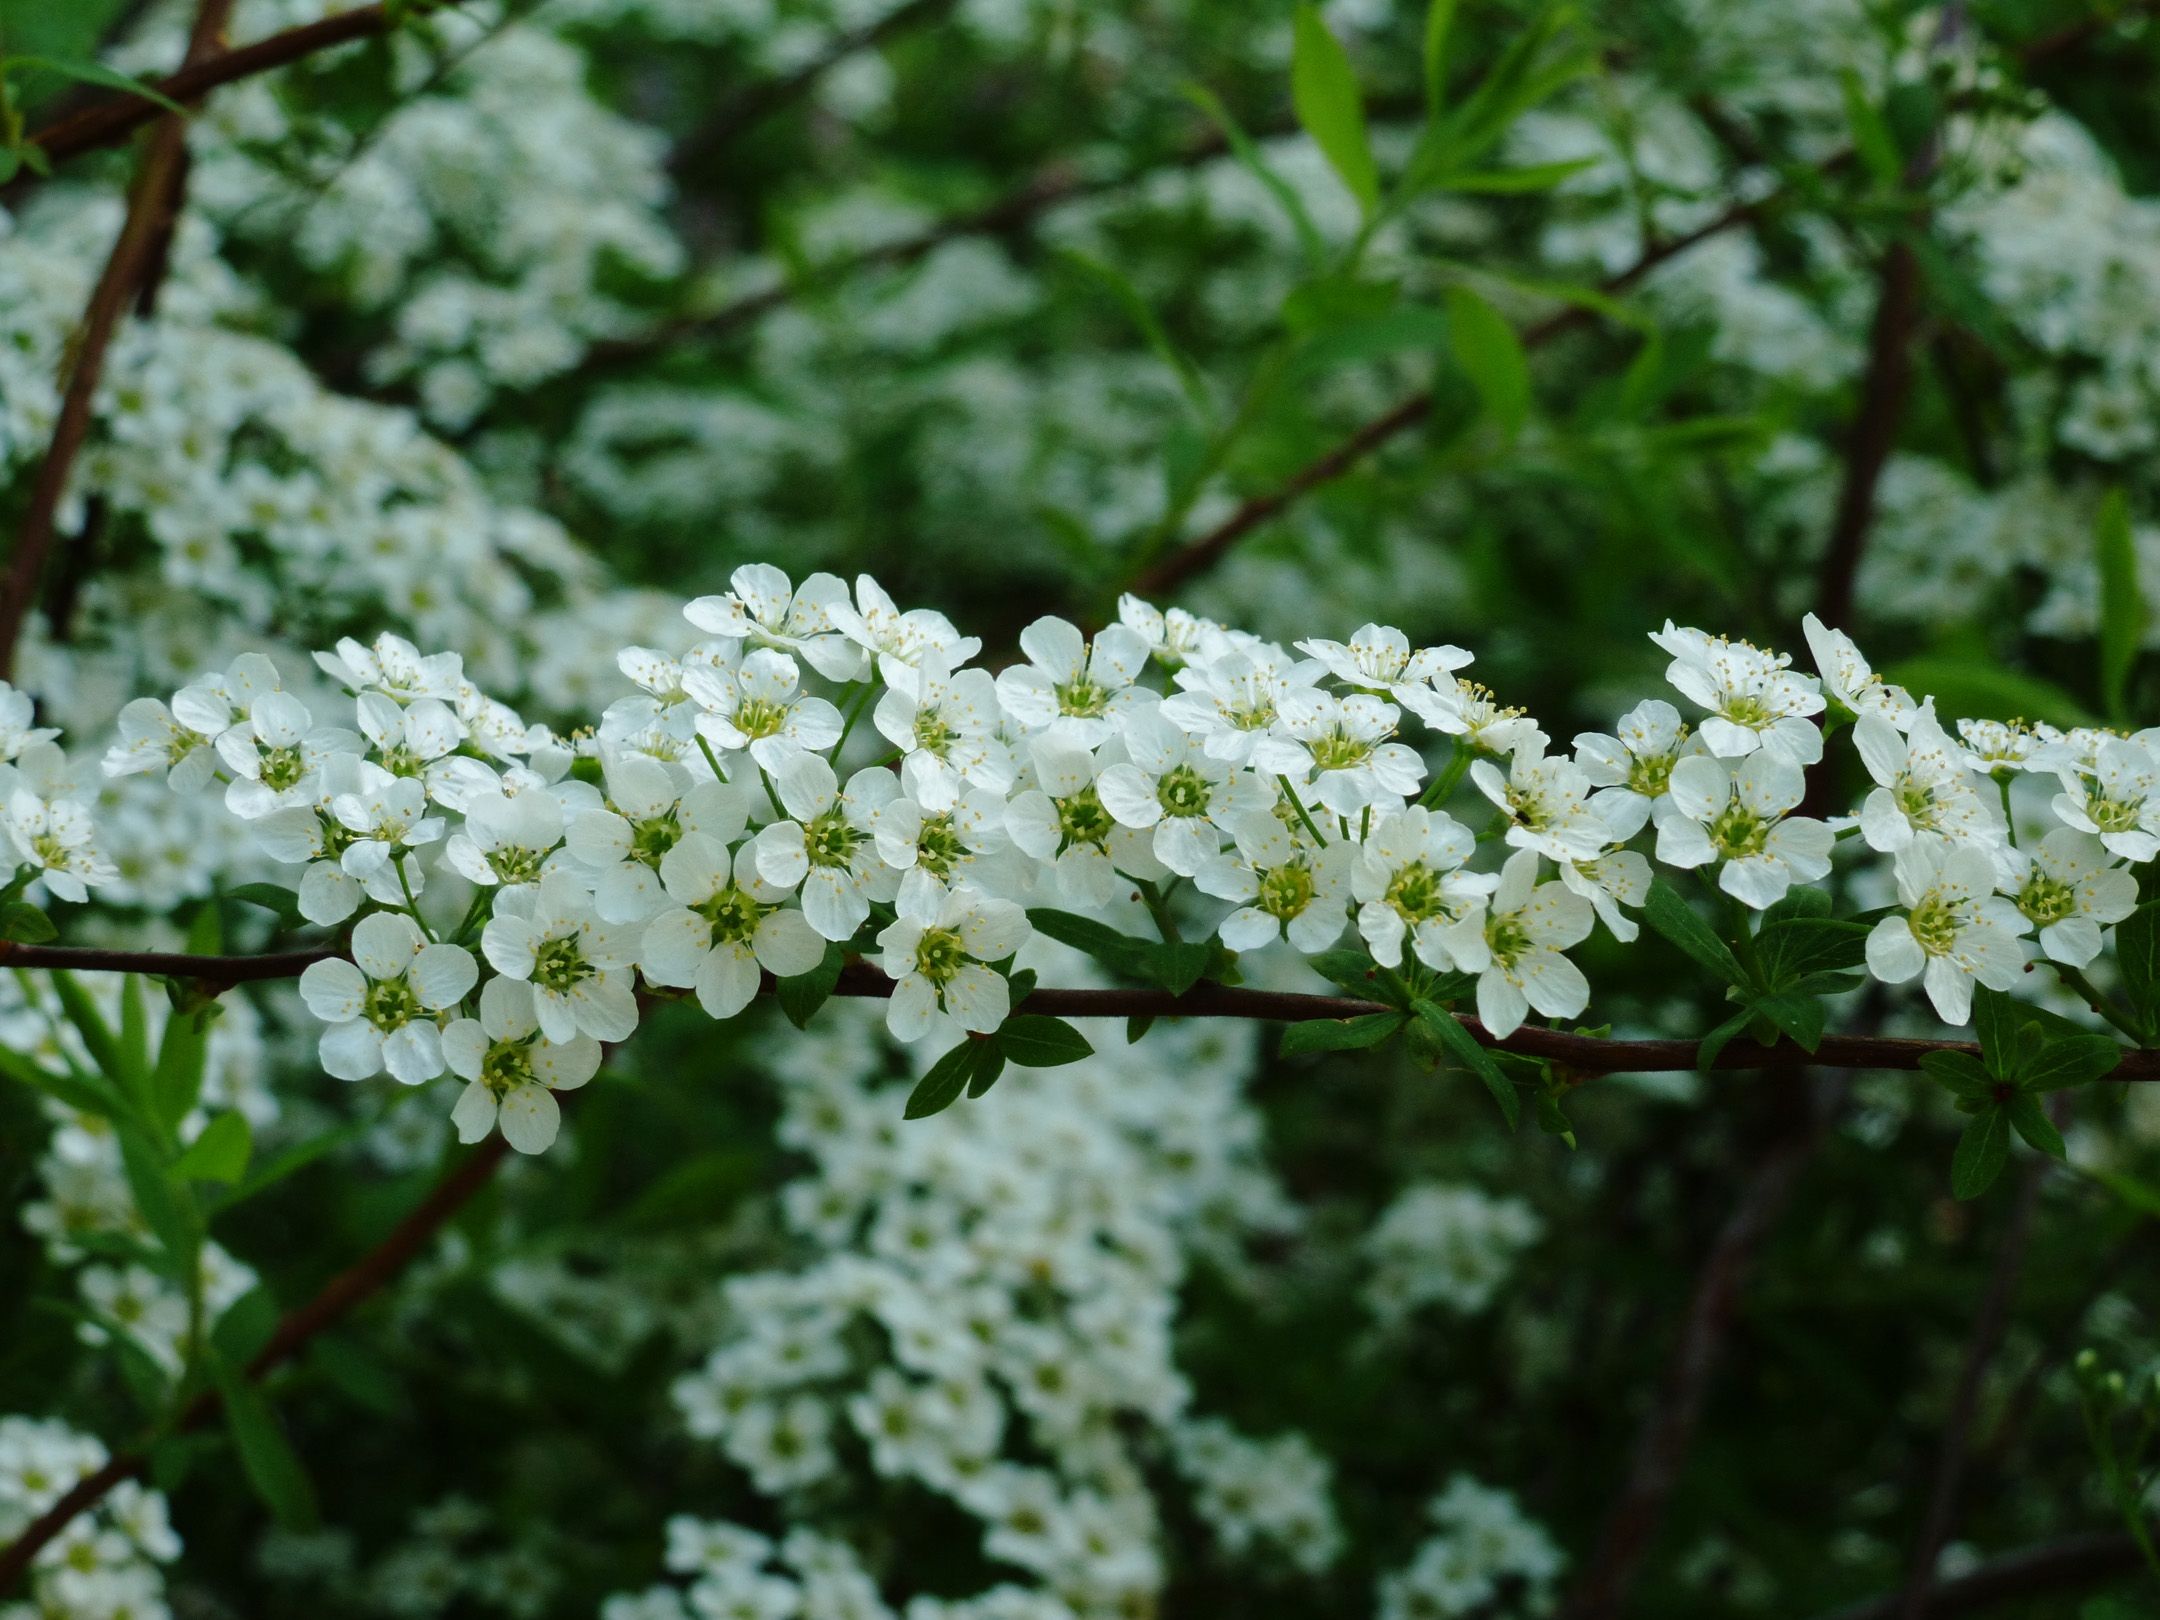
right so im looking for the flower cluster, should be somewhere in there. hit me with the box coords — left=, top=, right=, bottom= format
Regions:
left=94, top=574, right=2160, bottom=1151
left=0, top=1416, right=180, bottom=1620
left=1363, top=1182, right=1543, bottom=1326
left=1376, top=1475, right=1565, bottom=1620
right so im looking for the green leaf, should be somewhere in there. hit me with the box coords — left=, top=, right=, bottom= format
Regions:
left=172, top=1113, right=252, bottom=1183
left=1026, top=909, right=1153, bottom=978
left=1446, top=287, right=1530, bottom=440
left=227, top=883, right=303, bottom=926
left=1125, top=1014, right=1155, bottom=1045
left=150, top=1004, right=214, bottom=1132
left=1696, top=1008, right=1753, bottom=1069
left=1760, top=887, right=1833, bottom=927
left=1755, top=917, right=1869, bottom=987
left=1182, top=84, right=1325, bottom=267
left=1140, top=940, right=1214, bottom=996
left=2022, top=1034, right=2124, bottom=1092
left=965, top=1045, right=1008, bottom=1100
left=308, top=1336, right=404, bottom=1416
left=118, top=975, right=149, bottom=1089
left=1951, top=1107, right=2009, bottom=1200
left=0, top=900, right=56, bottom=942
left=2005, top=1093, right=2066, bottom=1160
left=116, top=1122, right=195, bottom=1269
left=2098, top=489, right=2146, bottom=723
left=211, top=1287, right=280, bottom=1368
left=1642, top=879, right=1747, bottom=987
left=1291, top=4, right=1379, bottom=215
left=1422, top=0, right=1458, bottom=114
left=1838, top=67, right=1901, bottom=188
left=215, top=1369, right=319, bottom=1530
left=50, top=970, right=124, bottom=1087
left=1054, top=249, right=1213, bottom=422
left=3, top=54, right=188, bottom=118
left=0, top=1043, right=122, bottom=1116
left=1435, top=156, right=1600, bottom=193
left=1416, top=1001, right=1517, bottom=1128
left=1918, top=1048, right=1995, bottom=1100
left=1279, top=1011, right=1407, bottom=1054
left=1881, top=656, right=2094, bottom=730
left=2119, top=904, right=2160, bottom=1031
left=1306, top=948, right=1388, bottom=998
left=997, top=1015, right=1093, bottom=1068
left=775, top=945, right=844, bottom=1030
left=904, top=1043, right=978, bottom=1119
left=1749, top=992, right=1824, bottom=1053
left=1971, top=986, right=2026, bottom=1079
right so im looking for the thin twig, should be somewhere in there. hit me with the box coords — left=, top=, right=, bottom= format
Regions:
left=0, top=1133, right=511, bottom=1594
left=1813, top=1531, right=2147, bottom=1620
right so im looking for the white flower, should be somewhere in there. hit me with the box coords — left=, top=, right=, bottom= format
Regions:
left=1350, top=807, right=1493, bottom=969
left=482, top=872, right=642, bottom=1043
left=1161, top=642, right=1321, bottom=764
left=875, top=891, right=1030, bottom=1043
left=0, top=682, right=58, bottom=763
left=1571, top=699, right=1691, bottom=839
left=1254, top=691, right=1424, bottom=816
left=215, top=692, right=361, bottom=819
left=444, top=786, right=569, bottom=892
left=754, top=756, right=901, bottom=941
left=445, top=977, right=602, bottom=1153
left=314, top=633, right=463, bottom=702
left=2051, top=736, right=2160, bottom=862
left=566, top=754, right=746, bottom=923
left=1196, top=811, right=1353, bottom=953
left=995, top=616, right=1155, bottom=745
left=828, top=574, right=980, bottom=686
left=1801, top=613, right=1918, bottom=727
left=1853, top=710, right=2002, bottom=852
left=871, top=753, right=1015, bottom=921
left=1650, top=621, right=1824, bottom=766
left=5, top=783, right=113, bottom=903
left=1470, top=746, right=1610, bottom=862
left=1118, top=595, right=1219, bottom=669
left=1954, top=718, right=2061, bottom=777
left=354, top=691, right=464, bottom=783
left=1295, top=623, right=1473, bottom=704
left=683, top=649, right=842, bottom=772
left=1865, top=840, right=2029, bottom=1025
left=1654, top=754, right=1833, bottom=908
left=1997, top=828, right=2136, bottom=968
left=1095, top=712, right=1268, bottom=876
left=1004, top=741, right=1163, bottom=908
left=331, top=763, right=445, bottom=885
left=683, top=564, right=861, bottom=681
left=642, top=834, right=826, bottom=1018
left=298, top=913, right=477, bottom=1084
left=872, top=650, right=1012, bottom=795
left=1451, top=850, right=1592, bottom=1039
left=1398, top=677, right=1548, bottom=758
left=104, top=690, right=217, bottom=789
left=1558, top=850, right=1652, bottom=942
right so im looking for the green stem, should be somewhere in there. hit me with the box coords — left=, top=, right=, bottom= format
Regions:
left=1276, top=776, right=1328, bottom=847
left=1419, top=741, right=1472, bottom=809
left=1723, top=888, right=1766, bottom=992
left=1136, top=879, right=1182, bottom=945
left=833, top=681, right=876, bottom=760
left=758, top=769, right=789, bottom=822
left=2053, top=961, right=2149, bottom=1045
left=1997, top=774, right=2018, bottom=849
left=696, top=734, right=733, bottom=785
left=393, top=855, right=434, bottom=940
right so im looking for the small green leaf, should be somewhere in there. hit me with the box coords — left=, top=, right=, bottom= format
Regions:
left=4, top=54, right=189, bottom=118
left=1125, top=1014, right=1156, bottom=1045
left=1755, top=917, right=1869, bottom=987
left=1838, top=67, right=1902, bottom=188
left=1279, top=1011, right=1407, bottom=1055
left=1445, top=287, right=1531, bottom=440
left=1306, top=948, right=1388, bottom=998
left=776, top=945, right=844, bottom=1030
left=1696, top=1008, right=1752, bottom=1069
left=904, top=1043, right=977, bottom=1119
left=215, top=1369, right=319, bottom=1530
left=1643, top=879, right=1747, bottom=987
left=228, top=883, right=303, bottom=926
left=1416, top=1001, right=1517, bottom=1128
left=151, top=1004, right=214, bottom=1131
left=1140, top=940, right=1214, bottom=996
left=2098, top=489, right=2146, bottom=724
left=1749, top=992, right=1825, bottom=1053
left=50, top=970, right=124, bottom=1086
left=1054, top=249, right=1213, bottom=422
left=1026, top=909, right=1154, bottom=978
left=211, top=1287, right=280, bottom=1367
left=172, top=1113, right=252, bottom=1183
left=1918, top=1048, right=1994, bottom=1099
left=1951, top=1107, right=2009, bottom=1200
left=1422, top=0, right=1458, bottom=114
left=1971, top=986, right=2025, bottom=1080
left=1183, top=84, right=1325, bottom=267
left=0, top=900, right=56, bottom=942
left=2118, top=905, right=2160, bottom=1031
left=2022, top=1034, right=2124, bottom=1092
left=997, top=1015, right=1093, bottom=1068
left=2005, top=1093, right=2066, bottom=1160
left=1292, top=3, right=1379, bottom=215
left=1434, top=156, right=1600, bottom=193
left=965, top=1045, right=1008, bottom=1100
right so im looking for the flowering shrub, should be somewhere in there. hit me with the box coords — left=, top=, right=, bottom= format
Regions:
left=5, top=1, right=2160, bottom=1618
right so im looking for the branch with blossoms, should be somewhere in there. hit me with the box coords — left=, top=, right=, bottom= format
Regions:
left=0, top=570, right=2139, bottom=1195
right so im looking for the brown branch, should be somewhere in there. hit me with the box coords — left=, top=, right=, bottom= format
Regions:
left=0, top=0, right=236, bottom=678
left=5, top=943, right=2160, bottom=1079
left=1897, top=1145, right=2049, bottom=1618
left=667, top=0, right=955, bottom=177
left=11, top=0, right=477, bottom=181
left=0, top=1132, right=511, bottom=1594
left=1560, top=1082, right=1836, bottom=1620
left=1814, top=1531, right=2147, bottom=1620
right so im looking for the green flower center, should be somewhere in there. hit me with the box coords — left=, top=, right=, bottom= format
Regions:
left=1723, top=694, right=1772, bottom=729
left=379, top=744, right=426, bottom=779
left=491, top=844, right=549, bottom=884
left=481, top=1038, right=538, bottom=1095
left=912, top=926, right=969, bottom=985
left=1308, top=727, right=1374, bottom=772
left=259, top=743, right=307, bottom=792
left=1488, top=914, right=1532, bottom=966
left=806, top=809, right=862, bottom=869
left=695, top=884, right=768, bottom=945
left=1895, top=781, right=1937, bottom=826
left=1158, top=764, right=1211, bottom=818
left=2088, top=791, right=2141, bottom=834
left=1909, top=895, right=1962, bottom=956
left=1505, top=785, right=1548, bottom=831
left=319, top=814, right=359, bottom=860
left=734, top=697, right=789, bottom=739
left=1708, top=803, right=1768, bottom=859
left=628, top=813, right=680, bottom=869
left=533, top=935, right=594, bottom=993
left=2018, top=871, right=2078, bottom=928
left=165, top=730, right=205, bottom=766
left=363, top=976, right=421, bottom=1031
left=30, top=832, right=67, bottom=867
left=1256, top=862, right=1314, bottom=919
left=1625, top=754, right=1674, bottom=797
left=914, top=709, right=954, bottom=755
left=1055, top=786, right=1115, bottom=848
left=1385, top=862, right=1446, bottom=922
left=917, top=813, right=967, bottom=879
left=1055, top=677, right=1109, bottom=718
